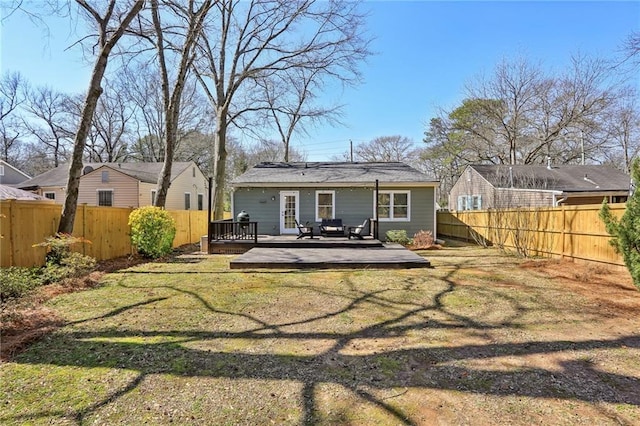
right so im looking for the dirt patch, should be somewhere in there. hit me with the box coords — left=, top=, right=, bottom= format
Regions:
left=519, top=259, right=640, bottom=316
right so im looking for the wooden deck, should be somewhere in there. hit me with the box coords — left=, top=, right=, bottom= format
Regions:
left=228, top=242, right=431, bottom=270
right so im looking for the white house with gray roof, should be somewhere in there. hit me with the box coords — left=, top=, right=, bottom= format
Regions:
left=18, top=161, right=208, bottom=210
left=231, top=162, right=439, bottom=238
left=450, top=164, right=631, bottom=210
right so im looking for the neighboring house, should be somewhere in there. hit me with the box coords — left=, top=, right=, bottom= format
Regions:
left=0, top=184, right=52, bottom=201
left=449, top=164, right=631, bottom=211
left=18, top=161, right=208, bottom=210
left=231, top=162, right=439, bottom=238
left=0, top=160, right=31, bottom=186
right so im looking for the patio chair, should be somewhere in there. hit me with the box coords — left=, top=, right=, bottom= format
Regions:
left=348, top=218, right=369, bottom=240
left=295, top=220, right=314, bottom=239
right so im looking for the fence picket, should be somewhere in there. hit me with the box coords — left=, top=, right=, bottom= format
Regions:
left=0, top=201, right=209, bottom=267
left=437, top=204, right=626, bottom=266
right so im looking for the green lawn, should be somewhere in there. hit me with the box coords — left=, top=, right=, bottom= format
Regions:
left=1, top=244, right=639, bottom=425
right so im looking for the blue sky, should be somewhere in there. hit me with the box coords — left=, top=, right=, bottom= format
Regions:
left=1, top=1, right=639, bottom=161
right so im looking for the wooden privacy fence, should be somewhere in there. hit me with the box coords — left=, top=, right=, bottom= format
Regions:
left=437, top=204, right=626, bottom=267
left=0, top=200, right=209, bottom=267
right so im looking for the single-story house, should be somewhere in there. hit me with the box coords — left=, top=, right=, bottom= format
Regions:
left=231, top=162, right=439, bottom=239
left=0, top=184, right=53, bottom=201
left=449, top=164, right=631, bottom=210
left=18, top=161, right=208, bottom=210
left=0, top=160, right=31, bottom=186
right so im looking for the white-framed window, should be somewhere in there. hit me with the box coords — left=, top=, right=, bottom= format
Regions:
left=472, top=195, right=482, bottom=210
left=315, top=190, right=335, bottom=221
left=184, top=192, right=191, bottom=210
left=97, top=189, right=113, bottom=206
left=376, top=190, right=410, bottom=221
left=457, top=195, right=482, bottom=211
left=0, top=165, right=4, bottom=176
left=457, top=196, right=468, bottom=211
left=43, top=192, right=56, bottom=200
left=197, top=193, right=204, bottom=211
left=101, top=170, right=109, bottom=183
left=151, top=190, right=157, bottom=205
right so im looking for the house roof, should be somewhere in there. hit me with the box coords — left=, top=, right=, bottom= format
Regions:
left=232, top=162, right=438, bottom=187
left=0, top=184, right=50, bottom=201
left=0, top=160, right=31, bottom=179
left=470, top=164, right=630, bottom=193
left=18, top=162, right=194, bottom=189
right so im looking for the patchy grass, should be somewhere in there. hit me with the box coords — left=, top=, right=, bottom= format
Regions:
left=1, top=244, right=639, bottom=425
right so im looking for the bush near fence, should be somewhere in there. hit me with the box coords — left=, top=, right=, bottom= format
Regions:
left=0, top=200, right=210, bottom=267
left=437, top=204, right=626, bottom=267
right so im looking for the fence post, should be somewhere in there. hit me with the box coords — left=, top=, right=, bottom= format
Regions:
left=560, top=204, right=566, bottom=259
left=82, top=203, right=87, bottom=255
left=8, top=199, right=15, bottom=266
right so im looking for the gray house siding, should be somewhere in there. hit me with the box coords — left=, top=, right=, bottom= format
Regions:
left=376, top=186, right=435, bottom=239
left=0, top=160, right=30, bottom=185
left=233, top=188, right=281, bottom=234
left=233, top=185, right=435, bottom=239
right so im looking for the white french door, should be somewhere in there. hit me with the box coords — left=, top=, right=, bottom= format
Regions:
left=279, top=191, right=299, bottom=234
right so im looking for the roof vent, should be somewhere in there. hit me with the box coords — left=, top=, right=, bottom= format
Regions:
left=82, top=166, right=94, bottom=175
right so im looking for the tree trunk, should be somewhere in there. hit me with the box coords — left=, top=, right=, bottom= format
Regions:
left=58, top=58, right=107, bottom=234
left=154, top=111, right=176, bottom=208
left=57, top=0, right=144, bottom=234
left=213, top=108, right=228, bottom=220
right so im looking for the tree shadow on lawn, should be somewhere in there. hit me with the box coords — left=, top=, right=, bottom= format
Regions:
left=4, top=266, right=640, bottom=425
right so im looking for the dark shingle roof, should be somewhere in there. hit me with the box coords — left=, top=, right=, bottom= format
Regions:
left=232, top=162, right=437, bottom=186
left=18, top=162, right=193, bottom=189
left=471, top=164, right=630, bottom=192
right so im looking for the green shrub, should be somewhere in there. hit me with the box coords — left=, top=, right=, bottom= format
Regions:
left=0, top=267, right=44, bottom=302
left=600, top=158, right=640, bottom=289
left=32, top=233, right=96, bottom=286
left=33, top=233, right=92, bottom=266
left=129, top=206, right=176, bottom=258
left=41, top=251, right=96, bottom=284
left=385, top=229, right=411, bottom=245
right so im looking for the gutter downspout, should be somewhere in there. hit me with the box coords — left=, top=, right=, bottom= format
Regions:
left=554, top=194, right=568, bottom=207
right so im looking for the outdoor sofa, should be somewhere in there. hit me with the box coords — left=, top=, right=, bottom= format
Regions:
left=319, top=218, right=345, bottom=237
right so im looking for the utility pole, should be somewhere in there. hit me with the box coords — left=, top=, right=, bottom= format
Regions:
left=349, top=139, right=353, bottom=162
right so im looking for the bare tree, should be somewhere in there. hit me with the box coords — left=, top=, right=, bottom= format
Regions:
left=621, top=31, right=640, bottom=69
left=458, top=55, right=616, bottom=166
left=194, top=0, right=370, bottom=219
left=85, top=79, right=135, bottom=162
left=146, top=0, right=213, bottom=207
left=256, top=67, right=341, bottom=162
left=22, top=85, right=75, bottom=167
left=602, top=86, right=640, bottom=173
left=351, top=135, right=419, bottom=163
left=124, top=65, right=167, bottom=162
left=58, top=0, right=145, bottom=234
left=0, top=71, right=26, bottom=165
left=125, top=63, right=209, bottom=164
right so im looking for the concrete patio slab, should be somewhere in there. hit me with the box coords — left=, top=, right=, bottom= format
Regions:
left=229, top=243, right=431, bottom=269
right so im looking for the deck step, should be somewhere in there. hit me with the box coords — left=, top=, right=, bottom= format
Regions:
left=229, top=246, right=431, bottom=270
